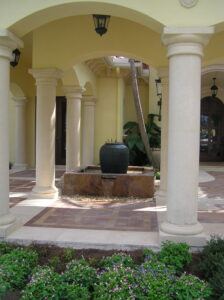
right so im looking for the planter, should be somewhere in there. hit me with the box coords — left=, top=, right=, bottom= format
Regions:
left=100, top=143, right=129, bottom=174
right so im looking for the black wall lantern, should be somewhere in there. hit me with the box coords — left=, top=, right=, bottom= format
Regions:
left=10, top=48, right=21, bottom=67
left=92, top=15, right=110, bottom=36
left=155, top=78, right=162, bottom=121
left=211, top=77, right=218, bottom=98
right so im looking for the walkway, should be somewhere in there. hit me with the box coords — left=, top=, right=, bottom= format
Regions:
left=5, top=166, right=224, bottom=250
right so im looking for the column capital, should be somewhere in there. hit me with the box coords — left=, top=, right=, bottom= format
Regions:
left=0, top=29, right=23, bottom=60
left=63, top=85, right=85, bottom=100
left=12, top=96, right=28, bottom=106
left=82, top=96, right=97, bottom=106
left=28, top=68, right=63, bottom=86
left=162, top=26, right=214, bottom=58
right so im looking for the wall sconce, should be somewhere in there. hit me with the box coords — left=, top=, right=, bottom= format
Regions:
left=10, top=48, right=21, bottom=67
left=211, top=77, right=218, bottom=98
left=155, top=78, right=162, bottom=121
left=92, top=15, right=110, bottom=36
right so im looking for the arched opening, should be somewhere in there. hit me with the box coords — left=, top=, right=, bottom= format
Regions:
left=200, top=96, right=224, bottom=162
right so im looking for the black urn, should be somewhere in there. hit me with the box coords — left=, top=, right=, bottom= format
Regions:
left=100, top=142, right=129, bottom=174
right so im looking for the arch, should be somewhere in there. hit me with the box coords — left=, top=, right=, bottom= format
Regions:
left=62, top=68, right=80, bottom=86
left=83, top=82, right=94, bottom=96
left=7, top=1, right=164, bottom=37
left=32, top=15, right=167, bottom=70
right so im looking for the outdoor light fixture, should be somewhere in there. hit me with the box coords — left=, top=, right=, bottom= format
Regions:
left=92, top=14, right=110, bottom=36
left=211, top=77, right=218, bottom=98
left=155, top=78, right=162, bottom=121
left=10, top=48, right=21, bottom=67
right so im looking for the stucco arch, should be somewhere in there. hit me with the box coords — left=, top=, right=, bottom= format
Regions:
left=10, top=82, right=26, bottom=99
left=83, top=82, right=94, bottom=96
left=62, top=68, right=80, bottom=86
left=32, top=15, right=167, bottom=70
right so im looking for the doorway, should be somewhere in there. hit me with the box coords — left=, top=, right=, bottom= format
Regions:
left=200, top=96, right=224, bottom=162
left=55, top=97, right=66, bottom=165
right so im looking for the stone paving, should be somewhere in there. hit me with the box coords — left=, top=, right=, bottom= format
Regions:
left=6, top=167, right=224, bottom=249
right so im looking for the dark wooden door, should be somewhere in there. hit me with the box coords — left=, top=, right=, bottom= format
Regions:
left=200, top=96, right=224, bottom=162
left=55, top=97, right=66, bottom=165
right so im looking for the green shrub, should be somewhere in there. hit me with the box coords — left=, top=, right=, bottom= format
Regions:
left=100, top=253, right=134, bottom=269
left=62, top=259, right=97, bottom=290
left=0, top=248, right=38, bottom=289
left=136, top=260, right=175, bottom=300
left=21, top=266, right=90, bottom=300
left=199, top=236, right=224, bottom=279
left=0, top=241, right=14, bottom=256
left=63, top=248, right=75, bottom=262
left=158, top=241, right=192, bottom=273
left=0, top=276, right=11, bottom=298
left=48, top=255, right=61, bottom=271
left=172, top=273, right=212, bottom=300
left=93, top=266, right=137, bottom=300
left=21, top=266, right=61, bottom=300
left=143, top=248, right=158, bottom=262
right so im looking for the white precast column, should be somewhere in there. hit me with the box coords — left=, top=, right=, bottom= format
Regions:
left=82, top=96, right=97, bottom=166
left=29, top=68, right=63, bottom=199
left=64, top=85, right=84, bottom=171
left=13, top=96, right=28, bottom=170
left=0, top=29, right=23, bottom=228
left=161, top=27, right=214, bottom=236
left=156, top=69, right=169, bottom=205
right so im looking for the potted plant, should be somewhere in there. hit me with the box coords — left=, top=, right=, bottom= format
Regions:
left=123, top=114, right=161, bottom=168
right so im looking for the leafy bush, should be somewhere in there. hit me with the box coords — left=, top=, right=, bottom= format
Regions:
left=21, top=266, right=61, bottom=300
left=136, top=260, right=175, bottom=300
left=172, top=273, right=212, bottom=300
left=62, top=259, right=97, bottom=290
left=63, top=248, right=75, bottom=262
left=93, top=266, right=137, bottom=300
left=0, top=277, right=11, bottom=298
left=143, top=248, right=158, bottom=262
left=199, top=236, right=224, bottom=279
left=158, top=241, right=192, bottom=273
left=0, top=241, right=13, bottom=256
left=100, top=253, right=134, bottom=269
left=0, top=248, right=38, bottom=289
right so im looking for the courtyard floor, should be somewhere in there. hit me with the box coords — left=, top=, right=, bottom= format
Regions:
left=5, top=165, right=224, bottom=250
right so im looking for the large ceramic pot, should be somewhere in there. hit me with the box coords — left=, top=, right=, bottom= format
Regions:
left=100, top=143, right=129, bottom=174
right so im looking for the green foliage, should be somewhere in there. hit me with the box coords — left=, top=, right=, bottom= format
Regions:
left=198, top=236, right=224, bottom=299
left=172, top=273, right=212, bottom=300
left=158, top=241, right=192, bottom=273
left=0, top=277, right=11, bottom=298
left=100, top=253, right=135, bottom=269
left=0, top=241, right=14, bottom=256
left=0, top=248, right=38, bottom=290
left=123, top=113, right=161, bottom=166
left=21, top=266, right=90, bottom=300
left=48, top=255, right=61, bottom=271
left=62, top=259, right=97, bottom=290
left=21, top=266, right=61, bottom=300
left=155, top=171, right=160, bottom=179
left=136, top=261, right=175, bottom=300
left=93, top=266, right=137, bottom=300
left=63, top=248, right=75, bottom=262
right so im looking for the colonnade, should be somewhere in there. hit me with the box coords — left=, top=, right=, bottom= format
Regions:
left=0, top=26, right=214, bottom=241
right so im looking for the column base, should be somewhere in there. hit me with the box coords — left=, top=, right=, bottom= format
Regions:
left=0, top=214, right=19, bottom=238
left=159, top=228, right=206, bottom=248
left=160, top=221, right=203, bottom=236
left=29, top=186, right=58, bottom=199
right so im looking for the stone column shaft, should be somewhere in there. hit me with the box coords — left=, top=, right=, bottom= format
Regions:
left=64, top=86, right=84, bottom=171
left=157, top=69, right=169, bottom=204
left=82, top=96, right=96, bottom=166
left=161, top=27, right=214, bottom=236
left=13, top=96, right=27, bottom=169
left=29, top=68, right=62, bottom=199
left=0, top=29, right=23, bottom=228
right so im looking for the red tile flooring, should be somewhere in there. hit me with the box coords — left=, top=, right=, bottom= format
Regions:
left=9, top=170, right=224, bottom=231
